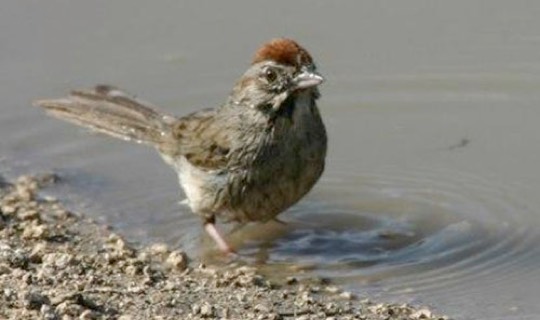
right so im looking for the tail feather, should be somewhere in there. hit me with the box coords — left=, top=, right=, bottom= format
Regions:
left=34, top=85, right=175, bottom=146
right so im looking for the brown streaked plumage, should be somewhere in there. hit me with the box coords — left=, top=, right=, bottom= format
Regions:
left=34, top=38, right=327, bottom=254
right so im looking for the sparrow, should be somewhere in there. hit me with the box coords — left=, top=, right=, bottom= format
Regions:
left=34, top=38, right=327, bottom=254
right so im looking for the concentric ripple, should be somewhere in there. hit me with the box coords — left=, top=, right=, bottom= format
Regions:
left=230, top=165, right=540, bottom=298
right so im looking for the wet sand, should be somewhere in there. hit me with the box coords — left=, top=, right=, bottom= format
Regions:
left=0, top=173, right=448, bottom=320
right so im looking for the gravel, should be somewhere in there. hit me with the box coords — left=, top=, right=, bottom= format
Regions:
left=0, top=173, right=451, bottom=320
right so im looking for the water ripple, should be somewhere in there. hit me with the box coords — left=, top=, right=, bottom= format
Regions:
left=234, top=165, right=540, bottom=299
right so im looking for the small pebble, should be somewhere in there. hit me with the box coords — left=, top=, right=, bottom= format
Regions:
left=165, top=250, right=188, bottom=271
left=200, top=302, right=214, bottom=317
left=29, top=242, right=47, bottom=263
left=254, top=303, right=270, bottom=313
left=148, top=243, right=169, bottom=258
left=411, top=308, right=433, bottom=319
left=42, top=252, right=73, bottom=269
left=325, top=285, right=341, bottom=294
left=191, top=303, right=201, bottom=315
left=22, top=222, right=49, bottom=239
left=79, top=309, right=97, bottom=320
left=0, top=263, right=11, bottom=275
left=4, top=288, right=15, bottom=300
left=18, top=209, right=40, bottom=221
left=339, top=291, right=355, bottom=300
left=286, top=276, right=298, bottom=285
left=24, top=290, right=50, bottom=310
left=1, top=204, right=16, bottom=215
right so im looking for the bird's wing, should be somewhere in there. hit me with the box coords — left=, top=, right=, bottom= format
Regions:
left=164, top=109, right=232, bottom=171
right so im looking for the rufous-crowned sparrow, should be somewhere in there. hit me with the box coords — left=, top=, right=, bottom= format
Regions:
left=35, top=38, right=327, bottom=254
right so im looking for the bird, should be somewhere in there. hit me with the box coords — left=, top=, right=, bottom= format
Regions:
left=34, top=38, right=327, bottom=254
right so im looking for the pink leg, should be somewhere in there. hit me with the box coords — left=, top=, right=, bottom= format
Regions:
left=204, top=222, right=235, bottom=254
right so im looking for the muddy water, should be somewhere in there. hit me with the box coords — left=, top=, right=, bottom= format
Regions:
left=2, top=1, right=540, bottom=319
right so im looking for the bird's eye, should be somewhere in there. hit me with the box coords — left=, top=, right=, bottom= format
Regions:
left=262, top=68, right=278, bottom=83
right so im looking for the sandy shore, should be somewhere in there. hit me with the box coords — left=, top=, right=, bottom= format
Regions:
left=0, top=173, right=450, bottom=320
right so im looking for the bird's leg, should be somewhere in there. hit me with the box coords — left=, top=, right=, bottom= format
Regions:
left=204, top=217, right=236, bottom=254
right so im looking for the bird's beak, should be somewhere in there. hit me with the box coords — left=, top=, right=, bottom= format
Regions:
left=292, top=70, right=324, bottom=90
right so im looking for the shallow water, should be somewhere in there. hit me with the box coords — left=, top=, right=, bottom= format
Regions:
left=2, top=1, right=540, bottom=319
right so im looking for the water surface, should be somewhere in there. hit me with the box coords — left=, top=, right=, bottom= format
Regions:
left=2, top=2, right=540, bottom=319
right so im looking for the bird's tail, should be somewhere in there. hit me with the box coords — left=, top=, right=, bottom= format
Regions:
left=34, top=85, right=176, bottom=146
